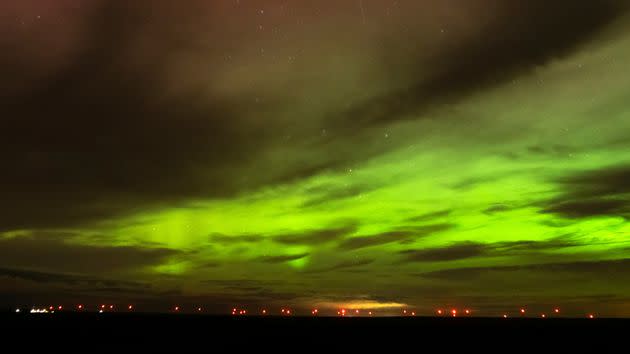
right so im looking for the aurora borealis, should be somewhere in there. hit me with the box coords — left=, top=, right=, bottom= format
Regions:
left=2, top=1, right=630, bottom=316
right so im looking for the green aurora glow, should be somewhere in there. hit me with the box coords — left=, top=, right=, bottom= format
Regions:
left=1, top=1, right=630, bottom=316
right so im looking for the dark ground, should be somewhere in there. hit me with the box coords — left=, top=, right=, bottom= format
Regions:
left=2, top=312, right=627, bottom=350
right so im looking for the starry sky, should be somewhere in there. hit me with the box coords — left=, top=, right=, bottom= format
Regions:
left=2, top=0, right=630, bottom=316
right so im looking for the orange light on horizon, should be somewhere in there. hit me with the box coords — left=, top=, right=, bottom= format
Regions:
left=541, top=314, right=546, bottom=318
left=437, top=309, right=443, bottom=315
left=588, top=314, right=595, bottom=319
left=368, top=311, right=373, bottom=316
left=109, top=305, right=114, bottom=309
left=78, top=305, right=83, bottom=310
left=465, top=309, right=470, bottom=315
left=520, top=308, right=526, bottom=314
left=262, top=309, right=267, bottom=315
left=58, top=306, right=62, bottom=310
left=503, top=314, right=508, bottom=318
left=197, top=307, right=202, bottom=312
left=451, top=309, right=457, bottom=317
left=411, top=312, right=416, bottom=316
left=128, top=305, right=133, bottom=310
left=174, top=306, right=180, bottom=311
left=554, top=308, right=560, bottom=314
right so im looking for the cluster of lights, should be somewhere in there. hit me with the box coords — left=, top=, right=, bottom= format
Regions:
left=16, top=302, right=600, bottom=318
left=435, top=308, right=471, bottom=317
left=29, top=308, right=49, bottom=314
left=232, top=308, right=247, bottom=315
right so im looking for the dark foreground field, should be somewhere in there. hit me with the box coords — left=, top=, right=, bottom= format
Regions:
left=3, top=313, right=627, bottom=350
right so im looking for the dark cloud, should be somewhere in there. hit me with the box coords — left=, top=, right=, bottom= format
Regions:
left=339, top=223, right=454, bottom=250
left=339, top=231, right=413, bottom=251
left=402, top=235, right=580, bottom=263
left=304, top=258, right=374, bottom=274
left=334, top=1, right=627, bottom=128
left=0, top=1, right=625, bottom=232
left=273, top=224, right=358, bottom=245
left=541, top=164, right=630, bottom=219
left=301, top=185, right=372, bottom=209
left=483, top=204, right=514, bottom=215
left=421, top=258, right=630, bottom=280
left=0, top=234, right=180, bottom=273
left=401, top=242, right=487, bottom=262
left=406, top=210, right=452, bottom=223
left=0, top=267, right=150, bottom=289
left=209, top=233, right=264, bottom=245
left=256, top=253, right=309, bottom=264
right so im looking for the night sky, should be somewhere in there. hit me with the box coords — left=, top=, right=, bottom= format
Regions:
left=2, top=1, right=630, bottom=316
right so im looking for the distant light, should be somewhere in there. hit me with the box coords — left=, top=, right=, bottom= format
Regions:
left=368, top=311, right=373, bottom=316
left=465, top=309, right=470, bottom=315
left=503, top=314, right=508, bottom=318
left=243, top=310, right=247, bottom=314
left=78, top=305, right=83, bottom=310
left=588, top=314, right=595, bottom=319
left=99, top=309, right=103, bottom=313
left=341, top=309, right=346, bottom=314
left=355, top=309, right=359, bottom=314
left=554, top=308, right=560, bottom=313
left=437, top=309, right=443, bottom=315
left=286, top=310, right=290, bottom=315
left=58, top=306, right=62, bottom=310
left=541, top=314, right=546, bottom=318
left=109, top=305, right=113, bottom=309
left=451, top=309, right=457, bottom=316
left=101, top=304, right=106, bottom=309
left=262, top=309, right=267, bottom=314
left=411, top=312, right=416, bottom=316
left=49, top=306, right=54, bottom=310
left=281, top=308, right=285, bottom=313
left=197, top=307, right=202, bottom=312
left=403, top=310, right=407, bottom=314
left=233, top=308, right=237, bottom=312
left=175, top=306, right=180, bottom=311
left=15, top=309, right=20, bottom=313
left=520, top=308, right=526, bottom=314
left=128, top=305, right=133, bottom=310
